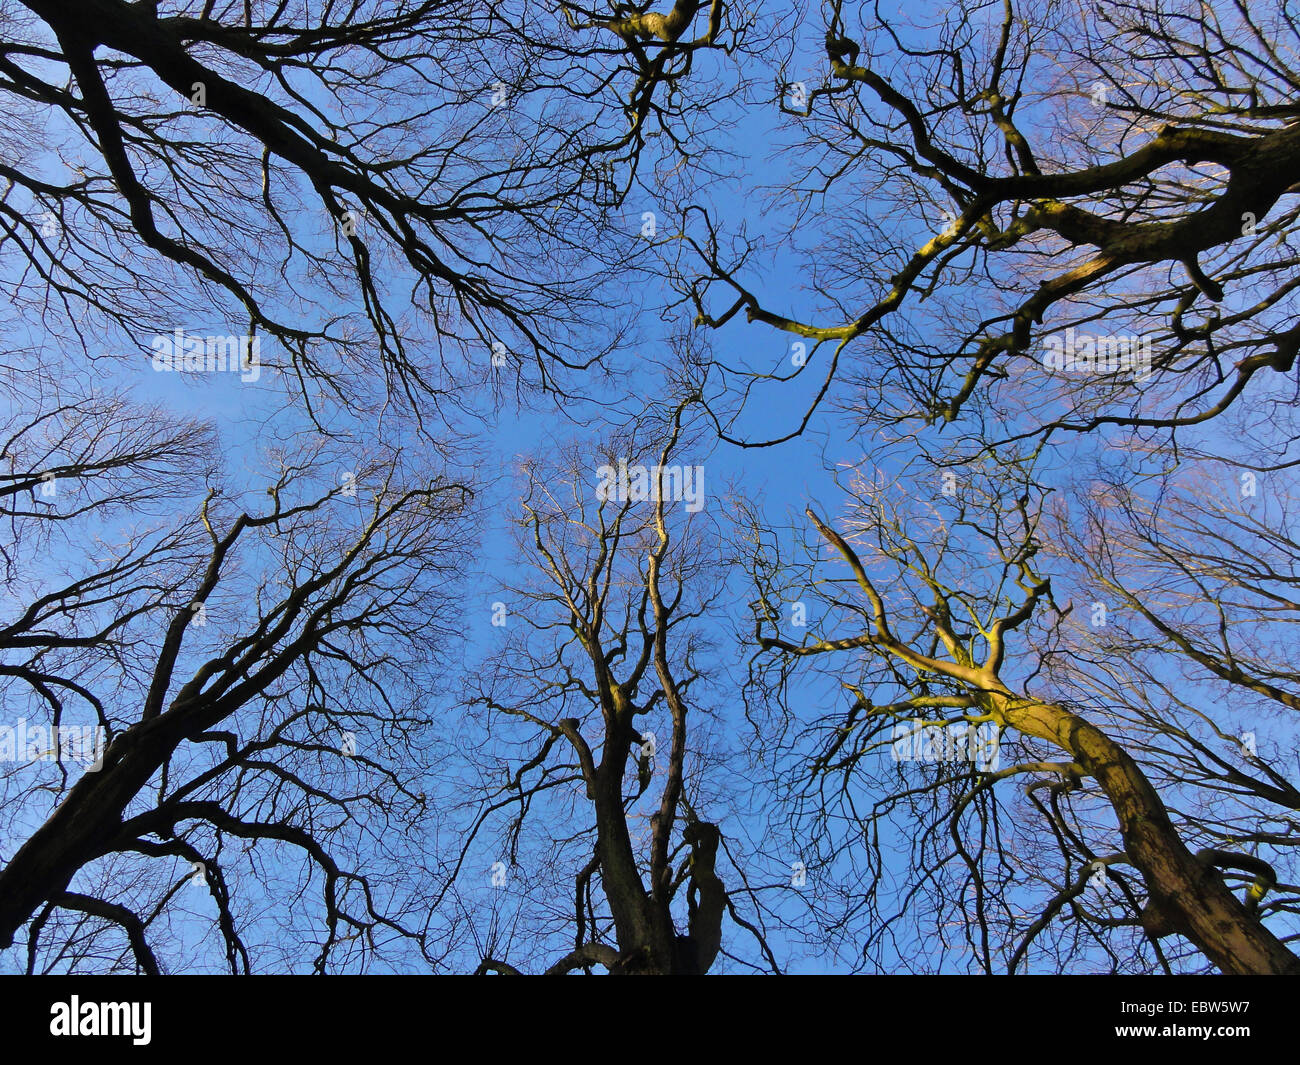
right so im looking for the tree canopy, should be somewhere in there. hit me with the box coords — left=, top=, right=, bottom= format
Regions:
left=1, top=0, right=1297, bottom=975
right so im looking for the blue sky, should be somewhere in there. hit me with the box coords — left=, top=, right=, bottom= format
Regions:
left=1, top=0, right=1297, bottom=975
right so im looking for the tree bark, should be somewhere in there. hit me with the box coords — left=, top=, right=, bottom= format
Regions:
left=998, top=692, right=1300, bottom=975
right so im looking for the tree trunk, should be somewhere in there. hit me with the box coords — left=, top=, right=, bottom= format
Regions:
left=999, top=692, right=1300, bottom=974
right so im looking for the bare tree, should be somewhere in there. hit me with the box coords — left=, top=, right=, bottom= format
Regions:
left=683, top=0, right=1300, bottom=447
left=742, top=456, right=1300, bottom=974
left=1034, top=443, right=1300, bottom=970
left=0, top=371, right=474, bottom=970
left=6, top=0, right=1297, bottom=980
left=0, top=0, right=758, bottom=408
left=453, top=405, right=779, bottom=974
